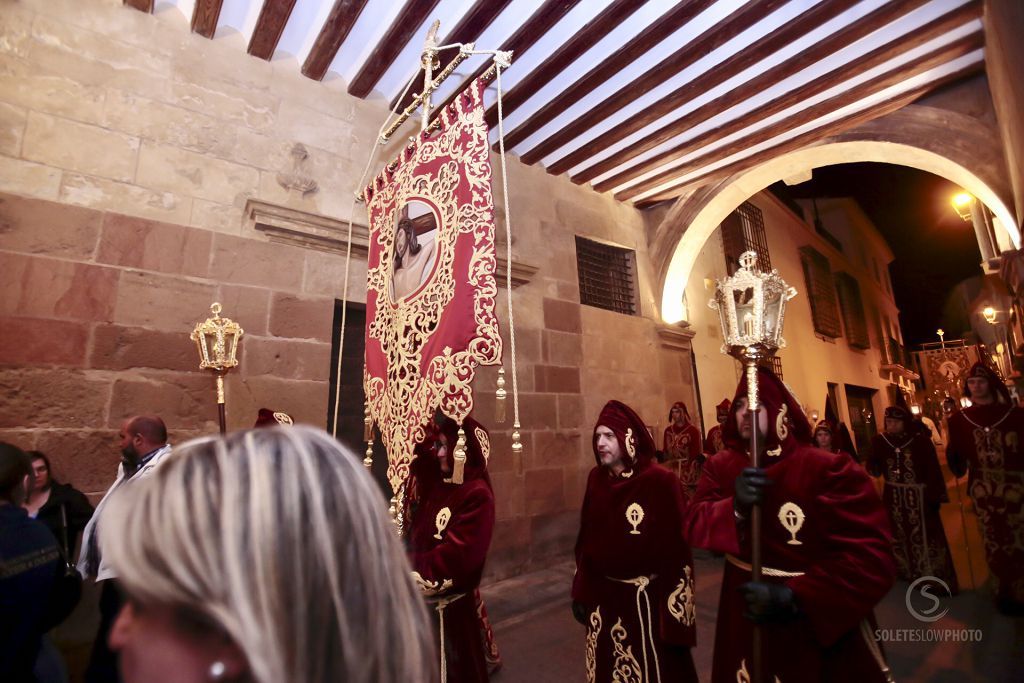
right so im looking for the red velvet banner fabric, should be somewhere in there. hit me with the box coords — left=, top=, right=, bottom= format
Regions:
left=363, top=78, right=502, bottom=493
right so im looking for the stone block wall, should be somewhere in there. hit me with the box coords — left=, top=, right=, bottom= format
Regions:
left=0, top=0, right=698, bottom=580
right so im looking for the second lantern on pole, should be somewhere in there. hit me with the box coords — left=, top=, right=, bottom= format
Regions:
left=191, top=302, right=244, bottom=434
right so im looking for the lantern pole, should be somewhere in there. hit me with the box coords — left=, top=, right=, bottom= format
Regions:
left=709, top=251, right=796, bottom=683
left=191, top=302, right=243, bottom=435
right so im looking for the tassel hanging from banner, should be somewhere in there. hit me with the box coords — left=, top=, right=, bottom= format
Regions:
left=364, top=440, right=374, bottom=469
left=363, top=402, right=373, bottom=442
left=495, top=368, right=507, bottom=423
left=451, top=427, right=467, bottom=485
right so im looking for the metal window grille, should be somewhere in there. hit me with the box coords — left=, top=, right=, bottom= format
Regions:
left=722, top=202, right=771, bottom=274
left=834, top=272, right=871, bottom=349
left=799, top=246, right=843, bottom=338
left=575, top=236, right=638, bottom=316
left=755, top=356, right=784, bottom=380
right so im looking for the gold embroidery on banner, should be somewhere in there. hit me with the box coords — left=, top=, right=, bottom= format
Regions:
left=474, top=426, right=491, bottom=461
left=667, top=566, right=696, bottom=626
left=434, top=507, right=451, bottom=540
left=625, top=428, right=637, bottom=459
left=778, top=502, right=805, bottom=545
left=626, top=503, right=645, bottom=535
left=776, top=404, right=789, bottom=441
left=364, top=81, right=502, bottom=494
left=610, top=618, right=642, bottom=683
left=585, top=607, right=602, bottom=683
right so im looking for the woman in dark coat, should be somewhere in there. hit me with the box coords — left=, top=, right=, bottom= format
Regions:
left=24, top=451, right=93, bottom=559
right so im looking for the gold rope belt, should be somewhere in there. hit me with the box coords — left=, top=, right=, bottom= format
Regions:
left=726, top=554, right=806, bottom=578
left=427, top=592, right=467, bottom=683
left=608, top=575, right=662, bottom=683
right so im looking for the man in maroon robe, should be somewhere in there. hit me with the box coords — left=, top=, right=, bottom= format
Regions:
left=573, top=400, right=698, bottom=683
left=685, top=367, right=896, bottom=682
left=663, top=401, right=703, bottom=497
left=946, top=362, right=1024, bottom=614
left=408, top=414, right=495, bottom=682
left=867, top=406, right=958, bottom=592
left=704, top=399, right=731, bottom=456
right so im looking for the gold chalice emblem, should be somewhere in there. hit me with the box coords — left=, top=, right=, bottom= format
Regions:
left=434, top=507, right=451, bottom=540
left=778, top=502, right=805, bottom=545
left=626, top=503, right=644, bottom=535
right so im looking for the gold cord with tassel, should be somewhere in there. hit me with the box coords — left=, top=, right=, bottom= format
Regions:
left=364, top=439, right=374, bottom=469
left=363, top=402, right=373, bottom=442
left=451, top=427, right=467, bottom=485
left=495, top=368, right=507, bottom=423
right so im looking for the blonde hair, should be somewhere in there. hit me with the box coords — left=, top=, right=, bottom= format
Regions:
left=101, top=426, right=436, bottom=683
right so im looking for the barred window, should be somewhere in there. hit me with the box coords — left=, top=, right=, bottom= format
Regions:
left=834, top=272, right=870, bottom=349
left=759, top=356, right=784, bottom=380
left=799, top=246, right=842, bottom=338
left=722, top=202, right=771, bottom=275
left=575, top=236, right=638, bottom=316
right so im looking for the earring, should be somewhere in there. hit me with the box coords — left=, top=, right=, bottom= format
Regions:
left=209, top=661, right=226, bottom=680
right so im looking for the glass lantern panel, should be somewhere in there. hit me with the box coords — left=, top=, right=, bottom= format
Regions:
left=764, top=294, right=784, bottom=340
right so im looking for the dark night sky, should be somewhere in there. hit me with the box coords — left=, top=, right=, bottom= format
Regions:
left=775, top=163, right=985, bottom=346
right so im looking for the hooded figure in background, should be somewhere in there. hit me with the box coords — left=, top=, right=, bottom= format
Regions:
left=704, top=399, right=732, bottom=456
left=868, top=406, right=958, bottom=592
left=572, top=400, right=698, bottom=683
left=663, top=401, right=703, bottom=497
left=407, top=414, right=496, bottom=682
left=812, top=420, right=852, bottom=459
left=946, top=362, right=1024, bottom=614
left=253, top=408, right=293, bottom=428
left=685, top=367, right=895, bottom=683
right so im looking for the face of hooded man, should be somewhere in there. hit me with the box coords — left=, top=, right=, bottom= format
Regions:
left=814, top=430, right=832, bottom=450
left=594, top=425, right=623, bottom=469
left=734, top=396, right=768, bottom=440
left=884, top=417, right=905, bottom=435
left=966, top=376, right=992, bottom=403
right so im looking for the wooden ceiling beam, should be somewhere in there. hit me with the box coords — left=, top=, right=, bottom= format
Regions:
left=301, top=0, right=369, bottom=81
left=390, top=0, right=514, bottom=112
left=592, top=1, right=982, bottom=192
left=247, top=0, right=297, bottom=60
left=620, top=42, right=984, bottom=204
left=191, top=0, right=224, bottom=39
left=514, top=0, right=782, bottom=161
left=348, top=0, right=442, bottom=98
left=633, top=62, right=984, bottom=207
left=428, top=0, right=583, bottom=123
left=546, top=0, right=931, bottom=178
left=123, top=0, right=153, bottom=12
left=481, top=0, right=647, bottom=128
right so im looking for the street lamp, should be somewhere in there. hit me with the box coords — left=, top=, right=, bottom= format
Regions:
left=952, top=192, right=973, bottom=222
left=982, top=306, right=997, bottom=324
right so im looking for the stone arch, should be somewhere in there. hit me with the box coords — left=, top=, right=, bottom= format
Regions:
left=653, top=105, right=1018, bottom=324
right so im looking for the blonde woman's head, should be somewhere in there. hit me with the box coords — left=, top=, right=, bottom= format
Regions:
left=101, top=426, right=436, bottom=683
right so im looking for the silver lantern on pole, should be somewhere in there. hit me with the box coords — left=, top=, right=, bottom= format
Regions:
left=708, top=250, right=796, bottom=683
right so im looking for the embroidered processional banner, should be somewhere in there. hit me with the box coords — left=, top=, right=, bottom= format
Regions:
left=363, top=77, right=502, bottom=493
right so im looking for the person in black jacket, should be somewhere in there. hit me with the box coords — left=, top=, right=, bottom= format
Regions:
left=1, top=442, right=82, bottom=683
left=24, top=451, right=94, bottom=559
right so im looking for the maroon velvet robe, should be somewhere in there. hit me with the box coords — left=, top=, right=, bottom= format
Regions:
left=946, top=403, right=1024, bottom=605
left=687, top=444, right=896, bottom=682
left=575, top=401, right=698, bottom=683
left=704, top=424, right=725, bottom=456
left=868, top=431, right=958, bottom=590
left=663, top=420, right=703, bottom=496
left=409, top=418, right=495, bottom=683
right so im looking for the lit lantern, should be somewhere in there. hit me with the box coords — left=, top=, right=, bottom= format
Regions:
left=709, top=251, right=797, bottom=361
left=190, top=302, right=244, bottom=434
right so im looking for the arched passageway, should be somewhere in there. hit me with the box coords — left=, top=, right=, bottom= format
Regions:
left=654, top=105, right=1019, bottom=323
